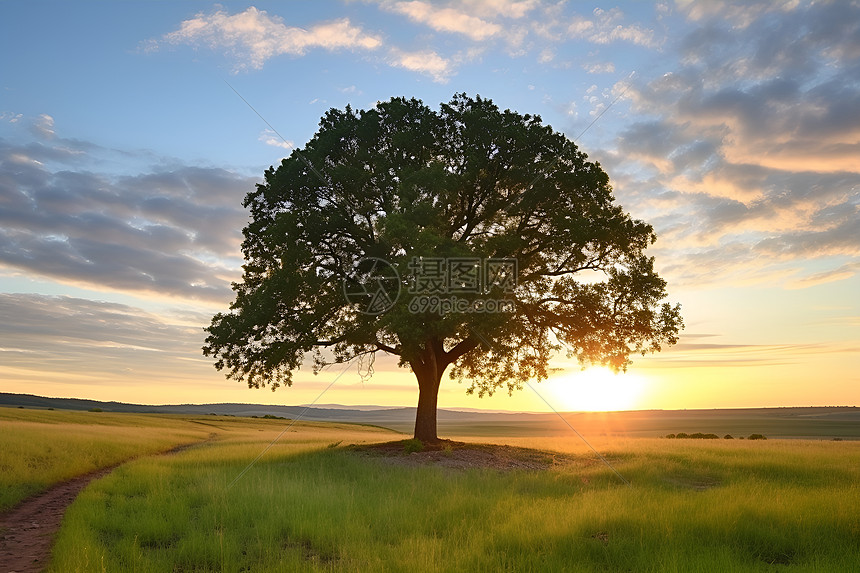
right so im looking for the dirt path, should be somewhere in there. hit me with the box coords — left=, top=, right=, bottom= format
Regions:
left=0, top=438, right=213, bottom=573
left=0, top=465, right=117, bottom=573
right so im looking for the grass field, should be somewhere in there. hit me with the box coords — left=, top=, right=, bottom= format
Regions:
left=0, top=407, right=212, bottom=511
left=4, top=406, right=859, bottom=571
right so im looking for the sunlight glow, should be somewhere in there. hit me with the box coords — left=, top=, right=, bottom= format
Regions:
left=546, top=367, right=648, bottom=412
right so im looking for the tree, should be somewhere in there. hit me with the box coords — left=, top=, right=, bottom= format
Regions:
left=204, top=94, right=683, bottom=443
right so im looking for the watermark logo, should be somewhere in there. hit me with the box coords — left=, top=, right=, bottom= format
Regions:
left=408, top=295, right=515, bottom=315
left=342, top=256, right=517, bottom=315
left=407, top=257, right=516, bottom=315
left=342, top=257, right=401, bottom=315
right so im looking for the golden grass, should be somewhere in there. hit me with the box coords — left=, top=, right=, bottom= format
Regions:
left=45, top=415, right=860, bottom=572
left=0, top=407, right=212, bottom=511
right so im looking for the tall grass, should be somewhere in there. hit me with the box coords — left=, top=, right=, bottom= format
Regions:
left=0, top=407, right=211, bottom=511
left=49, top=423, right=860, bottom=572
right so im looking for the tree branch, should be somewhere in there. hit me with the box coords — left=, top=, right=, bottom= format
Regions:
left=443, top=336, right=480, bottom=365
left=375, top=341, right=401, bottom=355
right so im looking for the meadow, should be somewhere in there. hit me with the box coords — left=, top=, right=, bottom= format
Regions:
left=0, top=407, right=212, bottom=512
left=2, top=406, right=859, bottom=571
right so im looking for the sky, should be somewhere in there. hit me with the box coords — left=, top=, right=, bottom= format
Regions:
left=0, top=0, right=858, bottom=413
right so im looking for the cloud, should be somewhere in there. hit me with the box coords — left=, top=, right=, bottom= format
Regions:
left=637, top=338, right=838, bottom=369
left=458, top=0, right=538, bottom=20
left=388, top=49, right=453, bottom=82
left=537, top=48, right=554, bottom=63
left=567, top=7, right=661, bottom=48
left=786, top=261, right=860, bottom=289
left=153, top=5, right=466, bottom=82
left=755, top=212, right=860, bottom=259
left=0, top=293, right=208, bottom=382
left=258, top=129, right=294, bottom=150
left=384, top=1, right=502, bottom=41
left=150, top=3, right=656, bottom=81
left=31, top=114, right=55, bottom=140
left=606, top=0, right=860, bottom=288
left=583, top=61, right=615, bottom=74
left=156, top=7, right=382, bottom=70
left=0, top=118, right=252, bottom=302
left=0, top=112, right=23, bottom=124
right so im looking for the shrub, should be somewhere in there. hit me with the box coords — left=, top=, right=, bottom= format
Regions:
left=748, top=433, right=767, bottom=440
left=665, top=434, right=676, bottom=439
left=403, top=439, right=424, bottom=453
left=724, top=434, right=733, bottom=439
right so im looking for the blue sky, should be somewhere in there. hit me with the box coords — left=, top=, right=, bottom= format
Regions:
left=1, top=1, right=858, bottom=411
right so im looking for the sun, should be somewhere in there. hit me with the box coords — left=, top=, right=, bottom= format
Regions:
left=545, top=367, right=648, bottom=412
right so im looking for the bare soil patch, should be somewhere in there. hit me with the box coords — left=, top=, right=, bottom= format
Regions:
left=348, top=439, right=585, bottom=471
left=0, top=437, right=214, bottom=573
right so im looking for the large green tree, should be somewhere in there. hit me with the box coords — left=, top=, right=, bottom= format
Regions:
left=204, top=94, right=682, bottom=443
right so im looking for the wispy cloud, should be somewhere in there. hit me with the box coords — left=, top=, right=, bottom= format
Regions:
left=258, top=129, right=294, bottom=149
left=31, top=113, right=55, bottom=139
left=0, top=111, right=23, bottom=124
left=150, top=6, right=469, bottom=82
left=153, top=7, right=382, bottom=70
left=458, top=0, right=538, bottom=20
left=637, top=335, right=845, bottom=369
left=0, top=118, right=250, bottom=302
left=388, top=48, right=453, bottom=82
left=787, top=261, right=860, bottom=289
left=383, top=1, right=502, bottom=41
left=0, top=293, right=208, bottom=382
left=583, top=61, right=616, bottom=74
left=567, top=7, right=661, bottom=48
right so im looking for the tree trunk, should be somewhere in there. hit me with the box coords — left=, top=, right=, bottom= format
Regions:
left=413, top=371, right=442, bottom=443
left=411, top=340, right=445, bottom=443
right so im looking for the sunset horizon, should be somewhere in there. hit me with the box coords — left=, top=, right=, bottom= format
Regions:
left=2, top=1, right=857, bottom=416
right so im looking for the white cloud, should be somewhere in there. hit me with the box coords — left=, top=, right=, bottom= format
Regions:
left=388, top=49, right=453, bottom=82
left=32, top=114, right=55, bottom=139
left=568, top=17, right=595, bottom=35
left=565, top=7, right=660, bottom=48
left=157, top=7, right=382, bottom=70
left=375, top=0, right=539, bottom=58
left=0, top=112, right=23, bottom=124
left=460, top=0, right=538, bottom=20
left=583, top=61, right=615, bottom=74
left=385, top=1, right=502, bottom=41
left=258, top=129, right=294, bottom=150
left=537, top=48, right=554, bottom=63
left=590, top=24, right=656, bottom=47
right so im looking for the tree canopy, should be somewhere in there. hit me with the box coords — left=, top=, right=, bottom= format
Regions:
left=204, top=93, right=683, bottom=442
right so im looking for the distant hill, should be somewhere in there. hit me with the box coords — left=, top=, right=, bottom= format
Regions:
left=0, top=392, right=536, bottom=429
left=2, top=392, right=858, bottom=439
